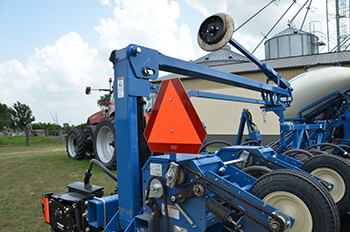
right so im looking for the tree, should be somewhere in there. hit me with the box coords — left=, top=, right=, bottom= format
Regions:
left=9, top=101, right=35, bottom=146
left=0, top=103, right=11, bottom=130
left=97, top=93, right=112, bottom=109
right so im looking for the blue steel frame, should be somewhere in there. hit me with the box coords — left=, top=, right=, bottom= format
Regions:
left=106, top=38, right=295, bottom=231
left=272, top=90, right=350, bottom=152
left=235, top=109, right=262, bottom=145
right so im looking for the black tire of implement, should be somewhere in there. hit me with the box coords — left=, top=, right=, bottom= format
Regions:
left=301, top=155, right=350, bottom=215
left=84, top=126, right=95, bottom=159
left=66, top=127, right=86, bottom=160
left=250, top=169, right=340, bottom=232
left=94, top=117, right=116, bottom=169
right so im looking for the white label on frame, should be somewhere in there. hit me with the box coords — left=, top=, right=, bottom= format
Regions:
left=150, top=163, right=162, bottom=177
left=117, top=77, right=124, bottom=98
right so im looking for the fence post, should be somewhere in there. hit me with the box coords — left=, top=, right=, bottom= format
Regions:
left=59, top=130, right=63, bottom=144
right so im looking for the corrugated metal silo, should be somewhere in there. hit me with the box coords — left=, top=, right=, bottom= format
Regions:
left=265, top=27, right=320, bottom=59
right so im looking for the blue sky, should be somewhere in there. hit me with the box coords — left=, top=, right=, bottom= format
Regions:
left=0, top=0, right=327, bottom=125
left=0, top=0, right=112, bottom=62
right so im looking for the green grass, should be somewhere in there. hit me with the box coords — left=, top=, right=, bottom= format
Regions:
left=0, top=135, right=60, bottom=146
left=0, top=143, right=116, bottom=232
left=0, top=141, right=224, bottom=232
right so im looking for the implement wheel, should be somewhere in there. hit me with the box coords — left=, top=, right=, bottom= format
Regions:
left=250, top=169, right=340, bottom=232
left=94, top=117, right=116, bottom=169
left=197, top=13, right=235, bottom=51
left=301, top=155, right=350, bottom=215
left=66, top=128, right=85, bottom=160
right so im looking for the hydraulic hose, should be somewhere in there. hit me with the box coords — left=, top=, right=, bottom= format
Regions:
left=199, top=140, right=232, bottom=153
left=242, top=165, right=272, bottom=176
left=240, top=140, right=261, bottom=146
left=283, top=149, right=313, bottom=158
left=84, top=159, right=117, bottom=189
left=305, top=143, right=348, bottom=156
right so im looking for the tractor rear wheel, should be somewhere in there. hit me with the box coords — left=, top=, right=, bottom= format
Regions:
left=94, top=117, right=116, bottom=169
left=250, top=169, right=340, bottom=232
left=66, top=128, right=85, bottom=160
left=301, top=155, right=350, bottom=215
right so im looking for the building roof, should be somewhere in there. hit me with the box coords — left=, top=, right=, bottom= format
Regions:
left=273, top=27, right=310, bottom=37
left=154, top=50, right=350, bottom=82
left=194, top=45, right=249, bottom=67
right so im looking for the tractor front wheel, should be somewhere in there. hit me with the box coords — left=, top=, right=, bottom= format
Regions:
left=66, top=128, right=86, bottom=160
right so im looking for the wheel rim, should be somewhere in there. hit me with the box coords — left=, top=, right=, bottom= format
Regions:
left=263, top=191, right=312, bottom=232
left=96, top=125, right=114, bottom=163
left=311, top=167, right=346, bottom=203
left=67, top=134, right=77, bottom=157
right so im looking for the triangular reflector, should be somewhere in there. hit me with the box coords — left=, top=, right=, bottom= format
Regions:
left=144, top=78, right=206, bottom=154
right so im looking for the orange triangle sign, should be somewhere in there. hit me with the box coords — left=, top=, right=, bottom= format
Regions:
left=144, top=78, right=207, bottom=154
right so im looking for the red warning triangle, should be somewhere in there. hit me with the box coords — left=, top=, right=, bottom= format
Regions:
left=144, top=78, right=207, bottom=154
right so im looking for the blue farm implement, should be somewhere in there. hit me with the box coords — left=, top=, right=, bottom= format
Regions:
left=42, top=13, right=348, bottom=232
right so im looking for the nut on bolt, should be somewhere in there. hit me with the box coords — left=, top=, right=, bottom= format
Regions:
left=171, top=195, right=177, bottom=202
left=129, top=46, right=142, bottom=56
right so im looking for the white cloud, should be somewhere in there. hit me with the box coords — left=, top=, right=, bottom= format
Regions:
left=0, top=32, right=110, bottom=125
left=184, top=0, right=227, bottom=16
left=98, top=0, right=110, bottom=5
left=94, top=0, right=197, bottom=60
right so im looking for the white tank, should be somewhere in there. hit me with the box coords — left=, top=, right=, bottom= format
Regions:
left=284, top=66, right=350, bottom=119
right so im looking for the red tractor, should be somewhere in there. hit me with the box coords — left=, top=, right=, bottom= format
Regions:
left=66, top=78, right=116, bottom=169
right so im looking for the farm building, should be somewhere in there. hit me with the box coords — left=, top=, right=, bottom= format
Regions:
left=154, top=32, right=350, bottom=145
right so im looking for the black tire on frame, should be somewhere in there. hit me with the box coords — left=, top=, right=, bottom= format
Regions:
left=301, top=154, right=350, bottom=215
left=94, top=117, right=116, bottom=169
left=84, top=126, right=96, bottom=159
left=250, top=169, right=340, bottom=232
left=66, top=127, right=86, bottom=160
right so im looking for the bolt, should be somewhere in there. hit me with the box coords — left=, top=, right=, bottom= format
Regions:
left=165, top=172, right=173, bottom=181
left=194, top=186, right=200, bottom=193
left=151, top=212, right=156, bottom=217
left=145, top=200, right=150, bottom=205
left=171, top=196, right=177, bottom=202
left=136, top=47, right=142, bottom=55
left=270, top=222, right=279, bottom=230
left=218, top=167, right=226, bottom=174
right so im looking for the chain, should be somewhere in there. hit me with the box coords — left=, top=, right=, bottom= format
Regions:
left=202, top=182, right=271, bottom=231
left=178, top=163, right=285, bottom=232
left=161, top=178, right=170, bottom=232
left=145, top=177, right=170, bottom=232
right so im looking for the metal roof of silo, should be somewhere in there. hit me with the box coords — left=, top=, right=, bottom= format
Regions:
left=194, top=45, right=249, bottom=67
left=272, top=27, right=310, bottom=37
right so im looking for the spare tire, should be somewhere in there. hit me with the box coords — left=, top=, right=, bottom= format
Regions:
left=94, top=117, right=116, bottom=169
left=66, top=127, right=85, bottom=160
